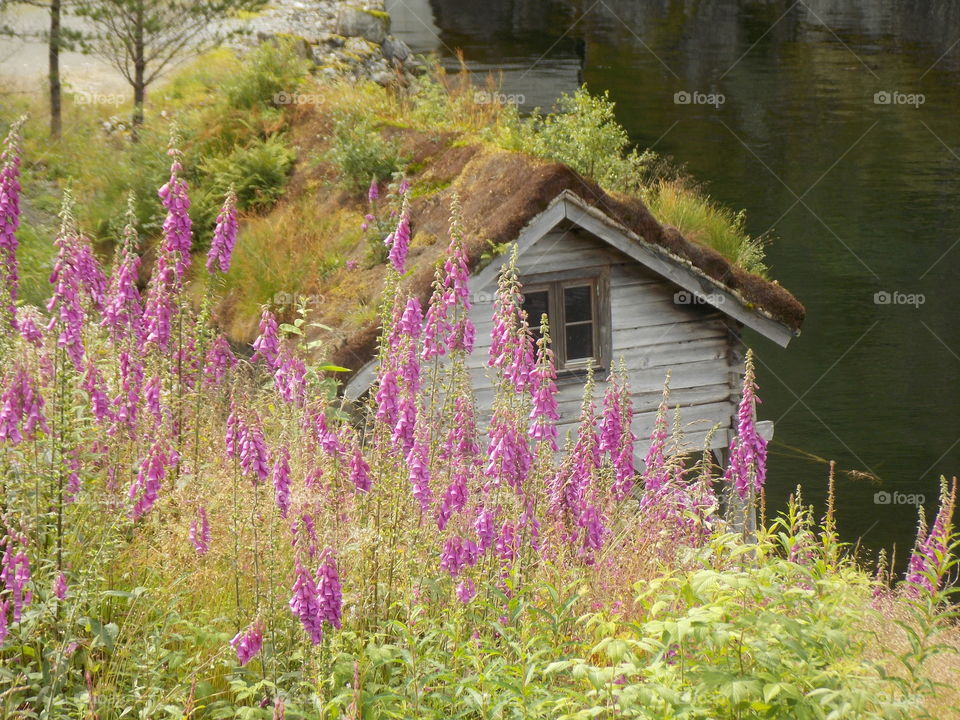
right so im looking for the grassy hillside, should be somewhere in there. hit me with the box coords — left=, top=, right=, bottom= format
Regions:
left=2, top=40, right=771, bottom=349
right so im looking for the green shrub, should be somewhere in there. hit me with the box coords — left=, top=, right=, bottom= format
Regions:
left=224, top=37, right=312, bottom=111
left=541, top=547, right=911, bottom=718
left=506, top=87, right=653, bottom=194
left=325, top=113, right=406, bottom=192
left=193, top=135, right=296, bottom=244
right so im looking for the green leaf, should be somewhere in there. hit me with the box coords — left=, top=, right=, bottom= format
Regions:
left=316, top=364, right=351, bottom=372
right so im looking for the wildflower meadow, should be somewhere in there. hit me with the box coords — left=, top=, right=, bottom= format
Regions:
left=1, top=116, right=959, bottom=718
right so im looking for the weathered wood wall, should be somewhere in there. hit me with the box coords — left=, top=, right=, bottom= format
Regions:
left=466, top=224, right=744, bottom=453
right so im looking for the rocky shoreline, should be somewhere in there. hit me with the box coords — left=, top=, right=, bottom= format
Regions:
left=232, top=1, right=421, bottom=86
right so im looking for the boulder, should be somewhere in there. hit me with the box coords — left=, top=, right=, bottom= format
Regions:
left=372, top=70, right=394, bottom=87
left=381, top=35, right=411, bottom=64
left=336, top=5, right=390, bottom=44
left=343, top=36, right=380, bottom=59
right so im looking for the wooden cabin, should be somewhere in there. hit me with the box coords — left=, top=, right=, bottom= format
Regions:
left=342, top=187, right=803, bottom=454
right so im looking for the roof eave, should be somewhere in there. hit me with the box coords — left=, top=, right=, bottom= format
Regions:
left=556, top=191, right=800, bottom=348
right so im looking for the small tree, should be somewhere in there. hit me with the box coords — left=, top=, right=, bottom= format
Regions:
left=76, top=0, right=264, bottom=130
left=0, top=0, right=83, bottom=138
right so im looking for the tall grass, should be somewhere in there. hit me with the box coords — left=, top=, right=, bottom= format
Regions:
left=646, top=179, right=769, bottom=276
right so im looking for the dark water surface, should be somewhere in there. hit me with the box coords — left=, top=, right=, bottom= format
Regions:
left=387, top=0, right=960, bottom=564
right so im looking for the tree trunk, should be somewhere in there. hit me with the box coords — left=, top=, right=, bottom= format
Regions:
left=131, top=0, right=145, bottom=134
left=49, top=0, right=61, bottom=139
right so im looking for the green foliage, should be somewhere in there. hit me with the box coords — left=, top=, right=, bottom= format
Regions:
left=645, top=180, right=769, bottom=277
left=509, top=87, right=655, bottom=195
left=325, top=113, right=406, bottom=193
left=224, top=38, right=312, bottom=112
left=193, top=135, right=296, bottom=241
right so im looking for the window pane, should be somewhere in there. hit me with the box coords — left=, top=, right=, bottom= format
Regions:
left=564, top=285, right=593, bottom=323
left=565, top=323, right=594, bottom=360
left=522, top=290, right=550, bottom=328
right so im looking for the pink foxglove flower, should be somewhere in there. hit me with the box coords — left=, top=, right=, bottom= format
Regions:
left=374, top=370, right=400, bottom=429
left=723, top=351, right=767, bottom=500
left=456, top=578, right=476, bottom=604
left=440, top=536, right=478, bottom=577
left=0, top=538, right=31, bottom=621
left=144, top=374, right=162, bottom=424
left=422, top=207, right=475, bottom=357
left=0, top=118, right=24, bottom=325
left=290, top=560, right=324, bottom=644
left=496, top=522, right=519, bottom=567
left=314, top=409, right=345, bottom=456
left=642, top=381, right=671, bottom=494
left=239, top=412, right=270, bottom=483
left=157, top=147, right=193, bottom=281
left=528, top=321, right=559, bottom=450
left=436, top=466, right=468, bottom=531
left=484, top=413, right=531, bottom=491
left=406, top=427, right=432, bottom=513
left=230, top=619, right=264, bottom=666
left=251, top=309, right=280, bottom=368
left=101, top=204, right=143, bottom=343
left=142, top=147, right=192, bottom=350
left=204, top=334, right=237, bottom=386
left=272, top=448, right=291, bottom=518
left=0, top=366, right=50, bottom=444
left=110, top=352, right=143, bottom=435
left=348, top=443, right=372, bottom=492
left=367, top=177, right=379, bottom=203
left=53, top=571, right=67, bottom=600
left=488, top=255, right=534, bottom=391
left=392, top=393, right=417, bottom=455
left=578, top=504, right=606, bottom=554
left=16, top=306, right=44, bottom=347
left=385, top=204, right=411, bottom=273
left=206, top=189, right=238, bottom=274
left=600, top=367, right=636, bottom=499
left=316, top=550, right=342, bottom=630
left=129, top=441, right=173, bottom=519
left=905, top=478, right=957, bottom=599
left=0, top=599, right=8, bottom=643
left=84, top=361, right=113, bottom=424
left=474, top=506, right=496, bottom=552
left=274, top=348, right=307, bottom=405
left=47, top=197, right=104, bottom=369
left=190, top=506, right=211, bottom=555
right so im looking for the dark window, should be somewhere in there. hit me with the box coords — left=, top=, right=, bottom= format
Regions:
left=522, top=276, right=606, bottom=372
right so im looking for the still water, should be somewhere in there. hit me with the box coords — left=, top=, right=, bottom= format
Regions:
left=387, top=0, right=960, bottom=564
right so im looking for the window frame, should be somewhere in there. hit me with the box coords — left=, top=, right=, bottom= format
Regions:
left=520, top=267, right=611, bottom=378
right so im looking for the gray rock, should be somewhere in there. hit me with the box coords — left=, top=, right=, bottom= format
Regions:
left=372, top=71, right=394, bottom=87
left=343, top=35, right=380, bottom=58
left=314, top=31, right=345, bottom=48
left=381, top=35, right=411, bottom=63
left=336, top=5, right=390, bottom=44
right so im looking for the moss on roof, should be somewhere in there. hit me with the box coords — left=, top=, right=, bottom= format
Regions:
left=323, top=129, right=805, bottom=374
